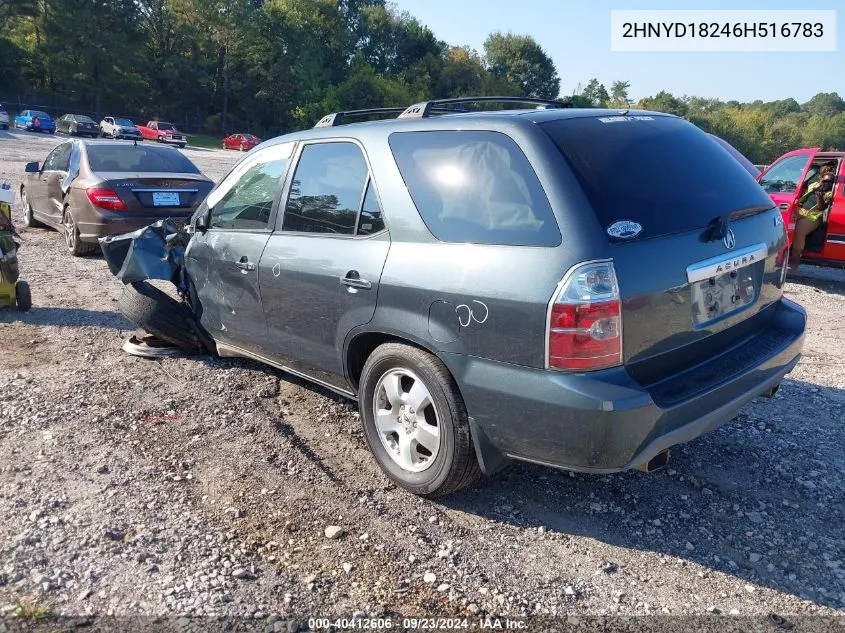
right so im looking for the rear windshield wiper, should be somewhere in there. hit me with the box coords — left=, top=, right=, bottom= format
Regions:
left=703, top=204, right=774, bottom=243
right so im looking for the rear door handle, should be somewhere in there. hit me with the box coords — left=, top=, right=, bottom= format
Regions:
left=340, top=271, right=372, bottom=289
left=235, top=257, right=256, bottom=272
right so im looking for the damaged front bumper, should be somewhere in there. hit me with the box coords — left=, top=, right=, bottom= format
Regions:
left=99, top=218, right=191, bottom=291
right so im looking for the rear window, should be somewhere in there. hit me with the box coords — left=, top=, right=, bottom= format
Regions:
left=31, top=111, right=50, bottom=119
left=157, top=122, right=175, bottom=130
left=389, top=130, right=560, bottom=246
left=115, top=118, right=135, bottom=126
left=86, top=144, right=199, bottom=173
left=542, top=116, right=774, bottom=240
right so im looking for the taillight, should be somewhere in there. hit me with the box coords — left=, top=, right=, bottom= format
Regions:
left=547, top=260, right=622, bottom=371
left=86, top=188, right=127, bottom=211
left=32, top=117, right=40, bottom=126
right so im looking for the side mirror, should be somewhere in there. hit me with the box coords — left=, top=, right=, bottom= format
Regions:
left=192, top=205, right=212, bottom=233
left=24, top=161, right=40, bottom=173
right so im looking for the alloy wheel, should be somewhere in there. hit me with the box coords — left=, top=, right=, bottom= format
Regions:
left=372, top=368, right=441, bottom=472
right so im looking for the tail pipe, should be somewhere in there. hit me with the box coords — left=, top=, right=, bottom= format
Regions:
left=636, top=449, right=670, bottom=473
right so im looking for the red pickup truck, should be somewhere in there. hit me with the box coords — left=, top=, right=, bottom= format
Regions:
left=137, top=121, right=187, bottom=148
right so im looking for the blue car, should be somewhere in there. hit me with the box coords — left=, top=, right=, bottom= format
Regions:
left=14, top=110, right=56, bottom=134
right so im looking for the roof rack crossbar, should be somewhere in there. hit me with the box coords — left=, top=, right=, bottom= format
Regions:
left=314, top=106, right=468, bottom=128
left=398, top=96, right=573, bottom=119
left=314, top=108, right=407, bottom=128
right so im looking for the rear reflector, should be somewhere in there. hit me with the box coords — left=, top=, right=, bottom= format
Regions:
left=547, top=260, right=622, bottom=371
left=86, top=187, right=127, bottom=211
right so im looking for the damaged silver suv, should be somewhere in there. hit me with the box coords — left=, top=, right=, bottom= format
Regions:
left=103, top=97, right=805, bottom=497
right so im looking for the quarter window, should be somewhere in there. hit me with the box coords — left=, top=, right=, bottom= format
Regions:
left=759, top=155, right=811, bottom=194
left=389, top=130, right=560, bottom=246
left=208, top=143, right=293, bottom=230
left=283, top=142, right=369, bottom=236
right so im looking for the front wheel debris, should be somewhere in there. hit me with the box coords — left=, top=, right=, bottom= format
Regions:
left=118, top=281, right=209, bottom=353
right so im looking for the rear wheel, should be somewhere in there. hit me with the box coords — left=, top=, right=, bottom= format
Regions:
left=358, top=343, right=480, bottom=497
left=63, top=208, right=97, bottom=257
left=14, top=281, right=31, bottom=312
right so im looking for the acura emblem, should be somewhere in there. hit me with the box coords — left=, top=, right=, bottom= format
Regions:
left=723, top=228, right=736, bottom=250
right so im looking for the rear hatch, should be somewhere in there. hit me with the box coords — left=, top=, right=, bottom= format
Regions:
left=542, top=115, right=788, bottom=395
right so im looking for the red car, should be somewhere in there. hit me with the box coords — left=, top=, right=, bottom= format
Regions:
left=222, top=133, right=261, bottom=151
left=757, top=148, right=844, bottom=268
left=137, top=121, right=187, bottom=148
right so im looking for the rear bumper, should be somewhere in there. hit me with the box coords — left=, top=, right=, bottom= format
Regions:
left=78, top=212, right=194, bottom=242
left=442, top=298, right=805, bottom=473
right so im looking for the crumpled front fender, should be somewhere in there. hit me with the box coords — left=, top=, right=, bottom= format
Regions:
left=99, top=219, right=191, bottom=291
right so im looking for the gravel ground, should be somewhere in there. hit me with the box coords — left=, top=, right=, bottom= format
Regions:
left=1, top=129, right=844, bottom=631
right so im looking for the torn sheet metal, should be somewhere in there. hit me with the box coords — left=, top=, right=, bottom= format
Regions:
left=100, top=219, right=190, bottom=289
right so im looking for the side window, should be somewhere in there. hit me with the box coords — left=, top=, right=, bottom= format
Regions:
left=388, top=130, right=560, bottom=246
left=43, top=143, right=71, bottom=171
left=282, top=142, right=368, bottom=235
left=759, top=155, right=811, bottom=194
left=357, top=180, right=384, bottom=235
left=207, top=143, right=294, bottom=230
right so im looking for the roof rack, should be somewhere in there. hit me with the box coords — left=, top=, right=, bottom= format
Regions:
left=313, top=96, right=571, bottom=128
left=314, top=105, right=469, bottom=128
left=398, top=96, right=573, bottom=119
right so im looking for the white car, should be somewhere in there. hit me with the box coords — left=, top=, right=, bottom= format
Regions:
left=100, top=116, right=141, bottom=140
left=0, top=104, right=9, bottom=130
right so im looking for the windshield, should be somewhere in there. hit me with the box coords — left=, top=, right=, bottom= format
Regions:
left=157, top=122, right=175, bottom=131
left=542, top=115, right=774, bottom=241
left=86, top=144, right=200, bottom=173
left=115, top=118, right=135, bottom=126
left=31, top=111, right=51, bottom=119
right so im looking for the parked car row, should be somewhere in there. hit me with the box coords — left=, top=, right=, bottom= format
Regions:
left=4, top=105, right=264, bottom=153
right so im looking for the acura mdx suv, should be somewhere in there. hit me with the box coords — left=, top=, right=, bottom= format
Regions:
left=109, top=97, right=806, bottom=497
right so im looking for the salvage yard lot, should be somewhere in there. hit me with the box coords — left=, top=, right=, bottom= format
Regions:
left=1, top=129, right=844, bottom=625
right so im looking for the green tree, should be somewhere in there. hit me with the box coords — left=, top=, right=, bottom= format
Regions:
left=582, top=78, right=609, bottom=107
left=803, top=92, right=845, bottom=118
left=636, top=91, right=688, bottom=117
left=483, top=32, right=560, bottom=99
left=609, top=80, right=630, bottom=107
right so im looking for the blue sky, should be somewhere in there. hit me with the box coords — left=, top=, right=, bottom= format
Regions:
left=391, top=0, right=842, bottom=103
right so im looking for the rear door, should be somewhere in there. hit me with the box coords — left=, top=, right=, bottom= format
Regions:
left=258, top=140, right=390, bottom=391
left=542, top=115, right=787, bottom=386
left=185, top=142, right=294, bottom=353
left=757, top=148, right=819, bottom=240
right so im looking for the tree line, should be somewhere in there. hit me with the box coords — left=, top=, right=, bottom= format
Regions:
left=1, top=0, right=843, bottom=164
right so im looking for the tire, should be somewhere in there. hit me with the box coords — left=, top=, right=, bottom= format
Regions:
left=49, top=130, right=55, bottom=135
left=178, top=143, right=186, bottom=149
left=20, top=187, right=42, bottom=228
left=63, top=208, right=97, bottom=257
left=118, top=281, right=205, bottom=351
left=15, top=281, right=32, bottom=312
left=358, top=343, right=480, bottom=497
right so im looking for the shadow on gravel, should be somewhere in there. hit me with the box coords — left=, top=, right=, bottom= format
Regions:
left=441, top=377, right=845, bottom=611
left=787, top=264, right=845, bottom=298
left=0, top=306, right=132, bottom=329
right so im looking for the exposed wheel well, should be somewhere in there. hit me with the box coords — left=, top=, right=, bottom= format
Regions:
left=346, top=332, right=430, bottom=392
